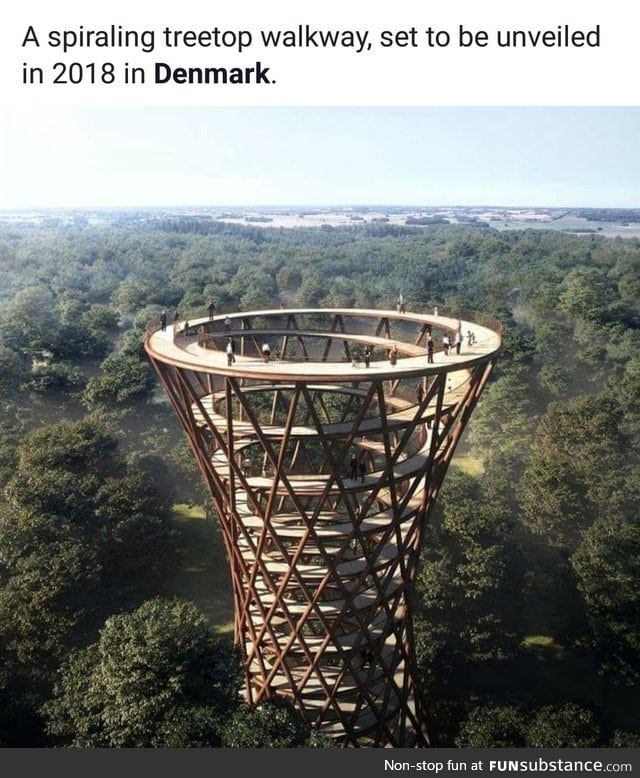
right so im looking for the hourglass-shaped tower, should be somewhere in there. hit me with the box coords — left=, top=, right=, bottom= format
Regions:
left=146, top=307, right=502, bottom=747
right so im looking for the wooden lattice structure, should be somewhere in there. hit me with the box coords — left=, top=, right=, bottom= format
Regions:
left=145, top=308, right=502, bottom=747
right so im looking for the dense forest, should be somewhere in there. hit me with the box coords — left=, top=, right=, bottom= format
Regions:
left=0, top=217, right=639, bottom=747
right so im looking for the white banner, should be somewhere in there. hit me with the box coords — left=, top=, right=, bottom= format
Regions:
left=0, top=0, right=636, bottom=106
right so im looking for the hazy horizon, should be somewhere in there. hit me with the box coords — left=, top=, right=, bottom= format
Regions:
left=1, top=202, right=638, bottom=212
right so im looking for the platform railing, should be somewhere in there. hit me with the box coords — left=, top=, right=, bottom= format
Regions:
left=145, top=301, right=503, bottom=343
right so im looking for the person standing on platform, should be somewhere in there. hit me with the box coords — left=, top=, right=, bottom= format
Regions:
left=442, top=334, right=450, bottom=356
left=358, top=458, right=366, bottom=483
left=364, top=346, right=372, bottom=368
left=389, top=343, right=399, bottom=365
left=226, top=338, right=236, bottom=366
left=427, top=334, right=434, bottom=364
left=207, top=301, right=216, bottom=321
left=261, top=342, right=271, bottom=363
left=350, top=454, right=358, bottom=481
left=160, top=310, right=167, bottom=332
left=455, top=331, right=462, bottom=355
left=224, top=315, right=231, bottom=334
left=396, top=292, right=406, bottom=314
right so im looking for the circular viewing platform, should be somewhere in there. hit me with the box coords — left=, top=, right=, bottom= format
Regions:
left=145, top=306, right=503, bottom=381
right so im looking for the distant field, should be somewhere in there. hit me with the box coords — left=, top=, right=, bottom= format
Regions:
left=4, top=206, right=639, bottom=240
left=490, top=218, right=640, bottom=238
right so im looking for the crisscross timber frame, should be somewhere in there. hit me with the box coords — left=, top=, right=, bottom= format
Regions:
left=145, top=308, right=502, bottom=747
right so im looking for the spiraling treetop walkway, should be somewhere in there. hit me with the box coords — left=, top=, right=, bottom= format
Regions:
left=145, top=307, right=502, bottom=748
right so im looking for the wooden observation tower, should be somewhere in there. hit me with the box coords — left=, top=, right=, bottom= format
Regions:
left=145, top=307, right=502, bottom=747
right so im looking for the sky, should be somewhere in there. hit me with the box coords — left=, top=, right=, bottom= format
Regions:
left=0, top=107, right=638, bottom=209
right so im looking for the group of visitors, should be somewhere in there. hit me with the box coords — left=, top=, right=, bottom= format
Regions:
left=164, top=298, right=479, bottom=369
left=352, top=346, right=373, bottom=368
left=442, top=332, right=463, bottom=356
left=353, top=343, right=399, bottom=366
left=159, top=309, right=183, bottom=335
left=440, top=326, right=474, bottom=358
left=159, top=309, right=180, bottom=333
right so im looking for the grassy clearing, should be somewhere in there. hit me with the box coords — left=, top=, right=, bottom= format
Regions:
left=450, top=454, right=485, bottom=477
left=167, top=503, right=234, bottom=633
left=523, top=634, right=565, bottom=658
